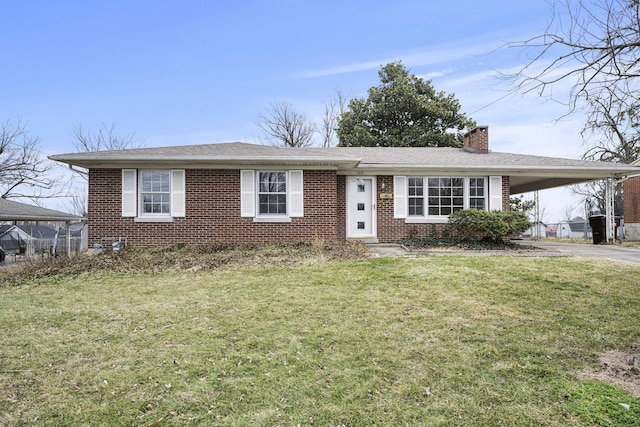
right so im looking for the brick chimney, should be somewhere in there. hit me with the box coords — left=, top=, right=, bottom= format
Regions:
left=463, top=126, right=489, bottom=152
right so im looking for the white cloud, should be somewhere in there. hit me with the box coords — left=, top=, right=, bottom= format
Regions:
left=294, top=37, right=502, bottom=79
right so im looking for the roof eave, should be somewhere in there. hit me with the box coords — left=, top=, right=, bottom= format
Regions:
left=350, top=163, right=640, bottom=177
left=49, top=155, right=362, bottom=170
left=0, top=215, right=84, bottom=222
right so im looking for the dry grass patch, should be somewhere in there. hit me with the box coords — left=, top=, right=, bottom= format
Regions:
left=579, top=344, right=640, bottom=398
left=0, top=241, right=372, bottom=286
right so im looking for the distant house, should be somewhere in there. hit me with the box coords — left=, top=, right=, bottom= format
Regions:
left=49, top=126, right=640, bottom=248
left=545, top=224, right=558, bottom=238
left=0, top=199, right=84, bottom=256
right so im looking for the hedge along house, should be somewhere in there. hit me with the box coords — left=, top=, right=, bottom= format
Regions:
left=50, top=127, right=640, bottom=247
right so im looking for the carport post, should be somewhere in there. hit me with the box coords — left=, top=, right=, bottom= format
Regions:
left=66, top=220, right=71, bottom=257
left=605, top=178, right=615, bottom=243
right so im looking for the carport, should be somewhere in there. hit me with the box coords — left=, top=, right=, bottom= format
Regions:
left=0, top=199, right=84, bottom=257
left=502, top=159, right=640, bottom=243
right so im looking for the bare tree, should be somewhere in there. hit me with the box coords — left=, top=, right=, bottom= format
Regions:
left=257, top=101, right=316, bottom=148
left=571, top=87, right=634, bottom=215
left=63, top=187, right=88, bottom=217
left=505, top=0, right=640, bottom=115
left=320, top=101, right=337, bottom=148
left=67, top=123, right=144, bottom=216
left=581, top=87, right=640, bottom=164
left=320, top=89, right=349, bottom=148
left=563, top=203, right=578, bottom=221
left=572, top=179, right=624, bottom=215
left=506, top=0, right=640, bottom=215
left=0, top=118, right=61, bottom=200
left=71, top=122, right=143, bottom=152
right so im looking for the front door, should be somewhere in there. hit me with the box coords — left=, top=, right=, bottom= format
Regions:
left=346, top=177, right=377, bottom=241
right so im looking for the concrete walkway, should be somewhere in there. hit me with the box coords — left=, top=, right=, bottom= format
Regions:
left=367, top=240, right=640, bottom=266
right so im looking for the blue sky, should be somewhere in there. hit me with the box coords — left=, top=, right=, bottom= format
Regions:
left=1, top=1, right=591, bottom=221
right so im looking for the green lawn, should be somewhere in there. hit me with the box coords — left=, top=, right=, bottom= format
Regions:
left=1, top=254, right=639, bottom=426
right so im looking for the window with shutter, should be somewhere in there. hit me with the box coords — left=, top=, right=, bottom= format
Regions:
left=121, top=169, right=186, bottom=221
left=241, top=170, right=304, bottom=221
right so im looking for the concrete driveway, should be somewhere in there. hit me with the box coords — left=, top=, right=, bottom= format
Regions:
left=517, top=240, right=640, bottom=266
left=368, top=241, right=640, bottom=266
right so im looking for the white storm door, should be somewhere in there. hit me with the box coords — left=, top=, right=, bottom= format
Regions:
left=347, top=177, right=376, bottom=239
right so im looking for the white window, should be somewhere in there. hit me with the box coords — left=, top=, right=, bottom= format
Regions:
left=240, top=170, right=303, bottom=221
left=121, top=169, right=185, bottom=221
left=426, top=177, right=466, bottom=216
left=469, top=177, right=486, bottom=210
left=258, top=171, right=287, bottom=215
left=141, top=170, right=171, bottom=215
left=395, top=176, right=498, bottom=222
left=408, top=177, right=424, bottom=216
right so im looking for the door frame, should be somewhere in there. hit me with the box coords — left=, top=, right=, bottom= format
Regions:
left=345, top=176, right=378, bottom=243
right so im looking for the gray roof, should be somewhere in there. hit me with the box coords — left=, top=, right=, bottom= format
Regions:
left=0, top=199, right=83, bottom=222
left=49, top=142, right=640, bottom=194
left=50, top=142, right=359, bottom=169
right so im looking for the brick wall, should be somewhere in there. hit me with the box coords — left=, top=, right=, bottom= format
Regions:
left=336, top=175, right=346, bottom=240
left=88, top=169, right=340, bottom=247
left=624, top=176, right=640, bottom=222
left=463, top=126, right=489, bottom=151
left=502, top=176, right=511, bottom=211
left=88, top=169, right=513, bottom=246
left=623, top=176, right=640, bottom=240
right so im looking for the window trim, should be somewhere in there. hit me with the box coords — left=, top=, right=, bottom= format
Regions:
left=139, top=170, right=172, bottom=217
left=257, top=171, right=288, bottom=217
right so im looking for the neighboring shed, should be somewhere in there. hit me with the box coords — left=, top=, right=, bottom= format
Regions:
left=523, top=221, right=547, bottom=239
left=557, top=217, right=592, bottom=239
left=0, top=199, right=84, bottom=257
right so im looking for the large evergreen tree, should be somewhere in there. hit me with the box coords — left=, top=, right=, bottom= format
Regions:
left=337, top=62, right=475, bottom=147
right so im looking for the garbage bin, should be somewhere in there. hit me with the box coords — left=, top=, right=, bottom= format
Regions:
left=589, top=214, right=607, bottom=244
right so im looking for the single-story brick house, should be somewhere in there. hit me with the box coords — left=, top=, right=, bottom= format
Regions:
left=50, top=126, right=640, bottom=247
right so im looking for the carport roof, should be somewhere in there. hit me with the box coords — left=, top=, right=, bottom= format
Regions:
left=323, top=146, right=640, bottom=193
left=49, top=142, right=640, bottom=194
left=0, top=199, right=83, bottom=222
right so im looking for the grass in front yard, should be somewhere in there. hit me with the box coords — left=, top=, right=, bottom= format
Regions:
left=1, top=254, right=639, bottom=426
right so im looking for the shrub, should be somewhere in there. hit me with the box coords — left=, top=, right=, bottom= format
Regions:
left=496, top=210, right=531, bottom=236
left=446, top=209, right=531, bottom=244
